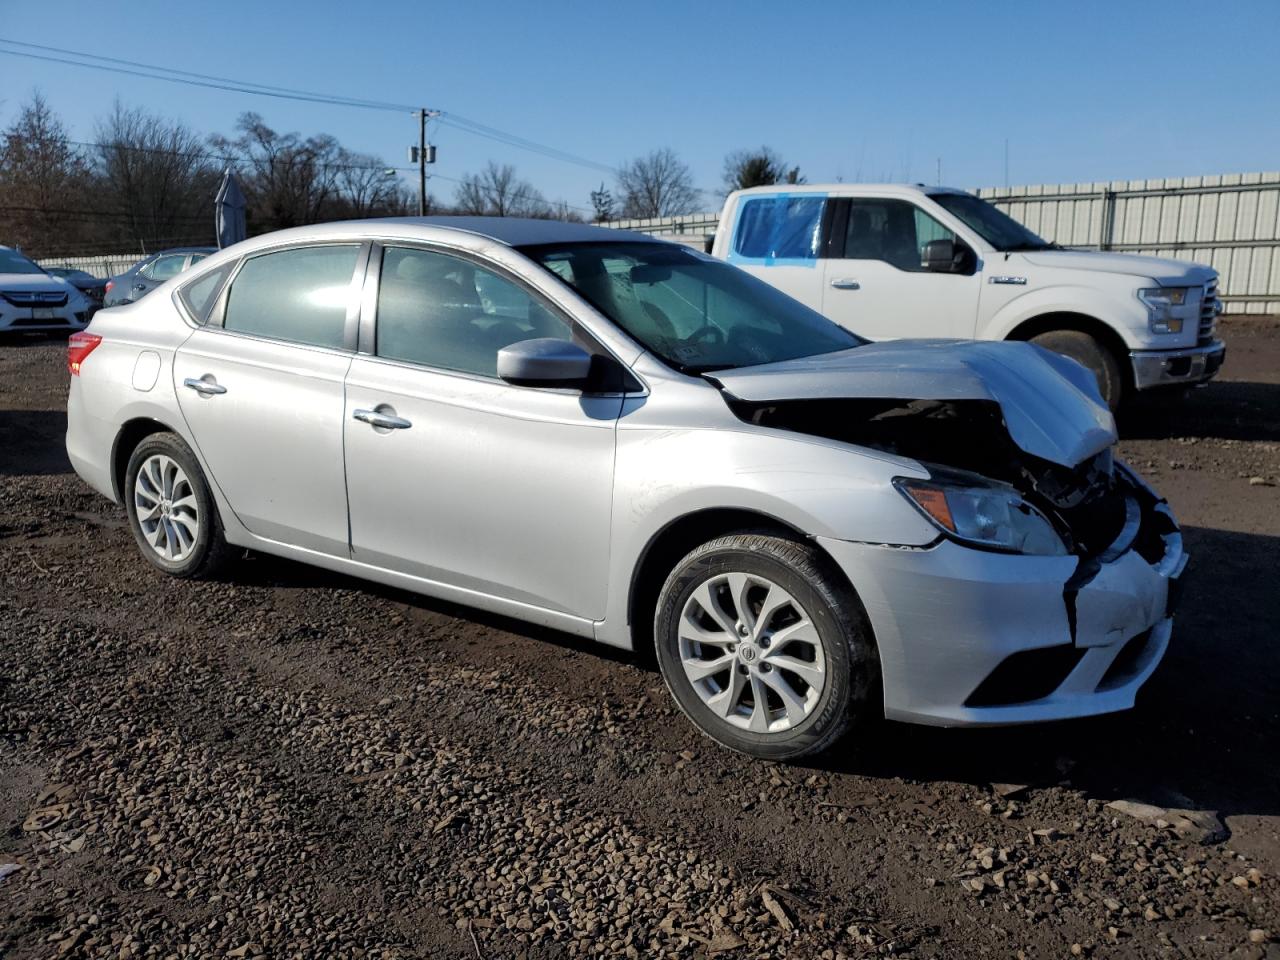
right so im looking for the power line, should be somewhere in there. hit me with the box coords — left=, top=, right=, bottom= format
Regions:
left=0, top=38, right=618, bottom=175
left=0, top=39, right=419, bottom=112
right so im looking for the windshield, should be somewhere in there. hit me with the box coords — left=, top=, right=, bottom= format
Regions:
left=521, top=242, right=861, bottom=372
left=0, top=248, right=46, bottom=276
left=930, top=193, right=1055, bottom=251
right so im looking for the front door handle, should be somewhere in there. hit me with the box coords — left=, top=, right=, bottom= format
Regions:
left=183, top=377, right=227, bottom=396
left=829, top=278, right=861, bottom=290
left=353, top=408, right=412, bottom=430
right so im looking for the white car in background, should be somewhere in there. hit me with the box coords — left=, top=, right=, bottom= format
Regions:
left=713, top=184, right=1226, bottom=408
left=0, top=246, right=94, bottom=335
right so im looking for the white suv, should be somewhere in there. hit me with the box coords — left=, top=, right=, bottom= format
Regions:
left=712, top=184, right=1225, bottom=408
left=0, top=246, right=94, bottom=335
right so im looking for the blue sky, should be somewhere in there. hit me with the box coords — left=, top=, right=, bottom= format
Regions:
left=2, top=0, right=1278, bottom=214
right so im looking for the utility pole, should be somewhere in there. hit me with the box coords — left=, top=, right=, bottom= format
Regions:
left=411, top=109, right=440, bottom=216
left=417, top=109, right=427, bottom=216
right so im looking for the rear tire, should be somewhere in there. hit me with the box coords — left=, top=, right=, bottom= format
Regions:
left=654, top=532, right=879, bottom=760
left=124, top=432, right=232, bottom=579
left=1030, top=329, right=1124, bottom=410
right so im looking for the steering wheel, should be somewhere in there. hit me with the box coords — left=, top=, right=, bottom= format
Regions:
left=686, top=323, right=725, bottom=345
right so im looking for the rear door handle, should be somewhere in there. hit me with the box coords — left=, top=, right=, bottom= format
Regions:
left=829, top=278, right=861, bottom=290
left=353, top=408, right=412, bottom=430
left=183, top=377, right=227, bottom=396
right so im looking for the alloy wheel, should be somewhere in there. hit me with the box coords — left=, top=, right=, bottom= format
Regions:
left=677, top=572, right=827, bottom=733
left=133, top=454, right=200, bottom=563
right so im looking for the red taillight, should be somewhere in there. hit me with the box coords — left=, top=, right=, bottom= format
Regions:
left=68, top=331, right=102, bottom=376
left=104, top=280, right=114, bottom=294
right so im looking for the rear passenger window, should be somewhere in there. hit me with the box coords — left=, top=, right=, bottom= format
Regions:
left=222, top=245, right=360, bottom=349
left=731, top=196, right=825, bottom=262
left=179, top=263, right=233, bottom=323
left=376, top=246, right=571, bottom=378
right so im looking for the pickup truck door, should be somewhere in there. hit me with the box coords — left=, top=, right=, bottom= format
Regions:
left=821, top=197, right=981, bottom=341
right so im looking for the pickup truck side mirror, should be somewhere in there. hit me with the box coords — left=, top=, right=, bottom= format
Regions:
left=921, top=239, right=958, bottom=272
left=497, top=338, right=592, bottom=389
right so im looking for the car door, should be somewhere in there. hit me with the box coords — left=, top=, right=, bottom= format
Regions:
left=173, top=241, right=367, bottom=556
left=821, top=197, right=981, bottom=340
left=343, top=243, right=622, bottom=620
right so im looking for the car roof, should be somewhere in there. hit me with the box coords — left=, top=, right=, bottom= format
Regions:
left=729, top=183, right=970, bottom=199
left=204, top=217, right=657, bottom=260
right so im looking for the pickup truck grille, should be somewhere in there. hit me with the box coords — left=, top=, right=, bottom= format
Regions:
left=1199, top=280, right=1220, bottom=345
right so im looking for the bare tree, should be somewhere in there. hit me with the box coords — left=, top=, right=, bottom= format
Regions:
left=453, top=162, right=551, bottom=217
left=93, top=102, right=220, bottom=252
left=616, top=148, right=700, bottom=219
left=210, top=113, right=346, bottom=231
left=332, top=150, right=412, bottom=218
left=0, top=92, right=94, bottom=256
left=722, top=146, right=804, bottom=194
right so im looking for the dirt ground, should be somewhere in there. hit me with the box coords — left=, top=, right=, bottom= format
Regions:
left=1, top=319, right=1278, bottom=960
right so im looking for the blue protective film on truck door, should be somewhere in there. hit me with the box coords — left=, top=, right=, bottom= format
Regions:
left=726, top=194, right=827, bottom=267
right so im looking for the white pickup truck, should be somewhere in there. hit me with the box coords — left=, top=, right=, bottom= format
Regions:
left=711, top=184, right=1226, bottom=407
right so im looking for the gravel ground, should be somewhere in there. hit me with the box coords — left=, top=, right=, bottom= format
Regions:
left=2, top=319, right=1278, bottom=959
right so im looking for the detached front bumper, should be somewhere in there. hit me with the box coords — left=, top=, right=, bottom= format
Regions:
left=1130, top=339, right=1225, bottom=391
left=819, top=471, right=1185, bottom=726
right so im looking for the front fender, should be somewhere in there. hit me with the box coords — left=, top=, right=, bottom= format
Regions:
left=595, top=424, right=938, bottom=649
left=981, top=284, right=1145, bottom=349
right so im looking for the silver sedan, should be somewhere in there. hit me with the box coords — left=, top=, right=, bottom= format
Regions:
left=66, top=218, right=1186, bottom=759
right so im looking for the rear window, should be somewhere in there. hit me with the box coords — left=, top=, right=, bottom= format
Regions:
left=178, top=263, right=234, bottom=323
left=730, top=195, right=825, bottom=263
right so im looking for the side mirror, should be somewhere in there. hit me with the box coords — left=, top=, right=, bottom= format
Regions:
left=497, top=338, right=592, bottom=388
left=921, top=239, right=958, bottom=272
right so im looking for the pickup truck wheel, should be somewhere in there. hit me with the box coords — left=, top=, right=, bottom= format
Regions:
left=654, top=532, right=879, bottom=760
left=1030, top=330, right=1123, bottom=410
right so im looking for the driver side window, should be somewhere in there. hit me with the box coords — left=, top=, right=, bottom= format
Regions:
left=375, top=246, right=572, bottom=378
left=843, top=199, right=956, bottom=272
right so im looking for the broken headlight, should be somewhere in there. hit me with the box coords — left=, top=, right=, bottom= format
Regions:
left=894, top=479, right=1068, bottom=556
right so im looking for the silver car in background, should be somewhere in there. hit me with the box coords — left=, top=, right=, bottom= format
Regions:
left=66, top=218, right=1187, bottom=759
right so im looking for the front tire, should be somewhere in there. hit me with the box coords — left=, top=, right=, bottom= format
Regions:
left=654, top=533, right=878, bottom=760
left=124, top=432, right=232, bottom=579
left=1030, top=329, right=1124, bottom=410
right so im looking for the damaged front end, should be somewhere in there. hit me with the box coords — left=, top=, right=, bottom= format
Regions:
left=725, top=394, right=1136, bottom=560
left=718, top=373, right=1185, bottom=724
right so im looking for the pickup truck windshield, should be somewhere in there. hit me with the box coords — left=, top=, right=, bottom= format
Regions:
left=522, top=241, right=861, bottom=373
left=0, top=249, right=46, bottom=275
left=930, top=193, right=1057, bottom=252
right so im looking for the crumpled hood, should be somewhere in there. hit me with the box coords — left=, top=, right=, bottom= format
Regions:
left=1019, top=250, right=1216, bottom=286
left=711, top=340, right=1117, bottom=468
